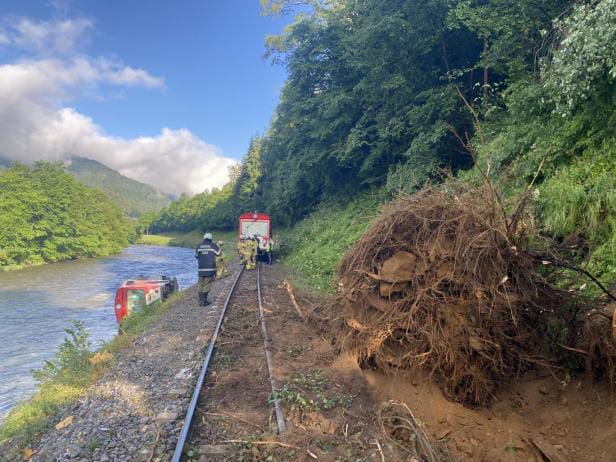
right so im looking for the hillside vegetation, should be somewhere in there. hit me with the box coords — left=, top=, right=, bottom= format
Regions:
left=0, top=162, right=133, bottom=269
left=67, top=157, right=172, bottom=217
left=152, top=0, right=616, bottom=293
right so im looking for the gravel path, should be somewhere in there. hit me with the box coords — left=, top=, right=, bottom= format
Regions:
left=31, top=263, right=242, bottom=462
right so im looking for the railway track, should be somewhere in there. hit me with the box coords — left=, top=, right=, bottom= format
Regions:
left=172, top=263, right=285, bottom=461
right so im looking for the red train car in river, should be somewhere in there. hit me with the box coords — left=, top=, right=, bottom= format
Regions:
left=238, top=212, right=274, bottom=264
left=114, top=276, right=178, bottom=324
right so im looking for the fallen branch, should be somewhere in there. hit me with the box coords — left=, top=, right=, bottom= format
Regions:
left=528, top=252, right=616, bottom=302
left=284, top=280, right=305, bottom=319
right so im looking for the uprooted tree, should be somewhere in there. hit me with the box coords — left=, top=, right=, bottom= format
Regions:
left=334, top=185, right=614, bottom=406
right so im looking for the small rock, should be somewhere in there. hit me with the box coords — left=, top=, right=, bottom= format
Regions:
left=539, top=385, right=549, bottom=395
left=66, top=445, right=81, bottom=459
left=175, top=368, right=192, bottom=380
left=199, top=444, right=229, bottom=456
left=155, top=411, right=179, bottom=422
left=435, top=427, right=452, bottom=440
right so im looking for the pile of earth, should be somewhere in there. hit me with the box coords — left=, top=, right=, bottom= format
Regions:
left=333, top=185, right=615, bottom=407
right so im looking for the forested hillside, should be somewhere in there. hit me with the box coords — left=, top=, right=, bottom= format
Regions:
left=67, top=157, right=172, bottom=217
left=0, top=162, right=133, bottom=269
left=152, top=0, right=615, bottom=287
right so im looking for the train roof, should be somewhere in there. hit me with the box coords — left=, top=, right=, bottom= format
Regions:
left=239, top=212, right=271, bottom=221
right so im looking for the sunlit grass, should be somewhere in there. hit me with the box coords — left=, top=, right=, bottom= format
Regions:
left=277, top=190, right=384, bottom=293
left=135, top=234, right=174, bottom=246
left=136, top=230, right=237, bottom=249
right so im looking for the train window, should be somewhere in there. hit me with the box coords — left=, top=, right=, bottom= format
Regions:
left=127, top=289, right=146, bottom=314
left=240, top=220, right=269, bottom=238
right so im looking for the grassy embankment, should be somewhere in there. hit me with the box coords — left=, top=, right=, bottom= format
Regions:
left=136, top=230, right=236, bottom=249
left=0, top=291, right=187, bottom=451
left=276, top=191, right=385, bottom=293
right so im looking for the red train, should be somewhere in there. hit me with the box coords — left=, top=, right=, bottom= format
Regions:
left=114, top=276, right=178, bottom=324
left=238, top=212, right=274, bottom=264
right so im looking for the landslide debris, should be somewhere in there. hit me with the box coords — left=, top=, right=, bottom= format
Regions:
left=335, top=186, right=564, bottom=406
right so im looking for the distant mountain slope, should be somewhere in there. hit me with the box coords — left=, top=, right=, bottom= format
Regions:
left=66, top=157, right=171, bottom=217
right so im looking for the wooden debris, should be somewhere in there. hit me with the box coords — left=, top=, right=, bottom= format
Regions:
left=283, top=279, right=305, bottom=320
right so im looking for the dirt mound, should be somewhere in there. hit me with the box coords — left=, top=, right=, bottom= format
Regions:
left=335, top=186, right=563, bottom=406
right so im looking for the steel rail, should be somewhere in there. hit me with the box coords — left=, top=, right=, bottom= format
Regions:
left=171, top=266, right=244, bottom=462
left=257, top=263, right=286, bottom=434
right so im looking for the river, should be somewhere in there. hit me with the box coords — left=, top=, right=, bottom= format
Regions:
left=0, top=245, right=197, bottom=422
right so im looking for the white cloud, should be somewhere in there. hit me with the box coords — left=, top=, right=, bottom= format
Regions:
left=100, top=60, right=165, bottom=89
left=0, top=17, right=93, bottom=55
left=0, top=17, right=234, bottom=195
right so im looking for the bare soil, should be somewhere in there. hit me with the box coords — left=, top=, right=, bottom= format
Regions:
left=186, top=264, right=414, bottom=461
left=364, top=367, right=616, bottom=461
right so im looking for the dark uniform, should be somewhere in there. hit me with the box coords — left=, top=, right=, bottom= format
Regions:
left=195, top=237, right=221, bottom=306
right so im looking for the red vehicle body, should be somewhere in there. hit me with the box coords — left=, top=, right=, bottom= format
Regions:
left=238, top=212, right=274, bottom=263
left=114, top=276, right=178, bottom=324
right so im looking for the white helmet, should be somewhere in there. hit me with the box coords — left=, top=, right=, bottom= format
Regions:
left=203, top=232, right=212, bottom=240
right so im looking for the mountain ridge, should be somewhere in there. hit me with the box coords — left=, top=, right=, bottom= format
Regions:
left=65, top=156, right=172, bottom=217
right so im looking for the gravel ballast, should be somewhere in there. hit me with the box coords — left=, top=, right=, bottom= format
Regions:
left=30, top=263, right=241, bottom=462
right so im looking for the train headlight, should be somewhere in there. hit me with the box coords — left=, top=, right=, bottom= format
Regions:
left=115, top=303, right=122, bottom=311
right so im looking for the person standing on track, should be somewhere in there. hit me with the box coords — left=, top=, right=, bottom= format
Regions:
left=246, top=235, right=258, bottom=270
left=195, top=232, right=221, bottom=306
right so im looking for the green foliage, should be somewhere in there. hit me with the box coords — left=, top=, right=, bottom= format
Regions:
left=273, top=370, right=353, bottom=413
left=537, top=149, right=616, bottom=282
left=67, top=157, right=171, bottom=218
left=0, top=292, right=188, bottom=449
left=151, top=183, right=235, bottom=232
left=472, top=0, right=616, bottom=286
left=544, top=0, right=616, bottom=116
left=0, top=162, right=132, bottom=269
left=151, top=0, right=616, bottom=295
left=277, top=191, right=384, bottom=292
left=32, top=321, right=93, bottom=386
left=0, top=322, right=97, bottom=446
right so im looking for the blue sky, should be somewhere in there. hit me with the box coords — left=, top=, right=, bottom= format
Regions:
left=0, top=1, right=292, bottom=193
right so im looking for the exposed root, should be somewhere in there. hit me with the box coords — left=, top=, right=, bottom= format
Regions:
left=335, top=186, right=564, bottom=406
left=379, top=401, right=451, bottom=462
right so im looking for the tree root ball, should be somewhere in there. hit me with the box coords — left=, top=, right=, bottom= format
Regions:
left=334, top=186, right=562, bottom=406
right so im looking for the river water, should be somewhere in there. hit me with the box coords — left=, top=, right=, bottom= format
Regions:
left=0, top=245, right=197, bottom=422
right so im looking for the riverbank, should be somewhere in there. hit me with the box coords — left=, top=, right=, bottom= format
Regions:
left=0, top=245, right=198, bottom=451
left=0, top=264, right=242, bottom=461
left=136, top=230, right=236, bottom=249
left=0, top=289, right=187, bottom=456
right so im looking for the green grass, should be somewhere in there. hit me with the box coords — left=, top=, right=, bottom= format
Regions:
left=136, top=230, right=237, bottom=249
left=276, top=190, right=385, bottom=293
left=0, top=291, right=187, bottom=452
left=135, top=234, right=174, bottom=246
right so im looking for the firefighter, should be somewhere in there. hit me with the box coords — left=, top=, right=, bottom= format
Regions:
left=216, top=240, right=227, bottom=278
left=239, top=234, right=254, bottom=269
left=195, top=232, right=221, bottom=306
left=246, top=235, right=259, bottom=270
left=237, top=235, right=247, bottom=266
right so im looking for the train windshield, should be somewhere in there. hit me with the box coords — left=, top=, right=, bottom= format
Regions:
left=126, top=289, right=146, bottom=314
left=241, top=220, right=269, bottom=238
